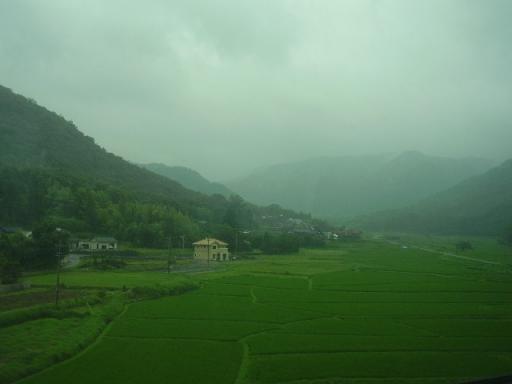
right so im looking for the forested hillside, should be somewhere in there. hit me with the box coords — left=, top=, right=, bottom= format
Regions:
left=228, top=152, right=494, bottom=221
left=357, top=159, right=512, bottom=235
left=0, top=85, right=322, bottom=247
left=141, top=163, right=232, bottom=197
left=0, top=85, right=205, bottom=205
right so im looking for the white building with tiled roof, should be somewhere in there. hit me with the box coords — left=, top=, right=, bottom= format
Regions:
left=77, top=236, right=118, bottom=251
left=193, top=238, right=230, bottom=261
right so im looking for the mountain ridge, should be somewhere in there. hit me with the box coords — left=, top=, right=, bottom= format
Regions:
left=354, top=158, right=512, bottom=235
left=141, top=163, right=233, bottom=197
left=227, top=152, right=495, bottom=221
left=0, top=85, right=205, bottom=206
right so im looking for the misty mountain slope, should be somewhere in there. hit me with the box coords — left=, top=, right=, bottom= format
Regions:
left=228, top=152, right=494, bottom=220
left=0, top=85, right=321, bottom=238
left=141, top=163, right=232, bottom=197
left=0, top=85, right=204, bottom=204
left=357, top=158, right=512, bottom=235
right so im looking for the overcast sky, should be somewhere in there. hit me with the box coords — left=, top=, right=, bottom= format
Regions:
left=1, top=0, right=511, bottom=180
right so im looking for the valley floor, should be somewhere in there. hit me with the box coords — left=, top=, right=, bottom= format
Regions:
left=3, top=239, right=512, bottom=384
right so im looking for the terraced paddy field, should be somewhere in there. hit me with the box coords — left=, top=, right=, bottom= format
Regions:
left=16, top=241, right=512, bottom=383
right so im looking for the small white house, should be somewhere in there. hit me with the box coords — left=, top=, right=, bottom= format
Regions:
left=77, top=237, right=118, bottom=251
left=193, top=238, right=230, bottom=261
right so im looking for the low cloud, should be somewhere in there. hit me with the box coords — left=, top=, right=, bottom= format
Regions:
left=1, top=0, right=511, bottom=179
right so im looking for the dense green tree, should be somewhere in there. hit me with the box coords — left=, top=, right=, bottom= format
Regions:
left=257, top=232, right=300, bottom=254
left=223, top=195, right=254, bottom=229
left=0, top=233, right=29, bottom=283
left=0, top=166, right=327, bottom=252
left=0, top=255, right=22, bottom=284
left=503, top=225, right=512, bottom=245
left=31, top=221, right=69, bottom=268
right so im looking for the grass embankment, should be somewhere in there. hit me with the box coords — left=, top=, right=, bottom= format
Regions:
left=0, top=290, right=123, bottom=384
left=27, top=270, right=195, bottom=289
left=0, top=288, right=80, bottom=312
left=0, top=273, right=198, bottom=384
left=14, top=239, right=512, bottom=384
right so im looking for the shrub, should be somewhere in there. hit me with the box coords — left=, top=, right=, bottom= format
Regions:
left=129, top=281, right=199, bottom=300
left=0, top=305, right=85, bottom=328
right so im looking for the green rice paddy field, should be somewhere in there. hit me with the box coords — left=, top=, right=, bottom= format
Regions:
left=17, top=241, right=512, bottom=383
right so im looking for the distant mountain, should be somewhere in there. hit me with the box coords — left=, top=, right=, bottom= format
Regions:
left=141, top=163, right=232, bottom=197
left=228, top=152, right=494, bottom=221
left=357, top=158, right=512, bottom=235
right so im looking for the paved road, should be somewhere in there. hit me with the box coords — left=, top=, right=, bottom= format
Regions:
left=385, top=240, right=502, bottom=266
left=413, top=245, right=502, bottom=265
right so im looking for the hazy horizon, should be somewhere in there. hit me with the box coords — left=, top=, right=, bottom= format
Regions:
left=1, top=0, right=511, bottom=180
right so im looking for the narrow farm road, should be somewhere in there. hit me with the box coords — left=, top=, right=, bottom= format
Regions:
left=414, top=246, right=502, bottom=266
left=385, top=240, right=502, bottom=266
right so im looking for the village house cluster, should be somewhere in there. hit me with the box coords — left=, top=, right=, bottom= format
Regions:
left=70, top=237, right=118, bottom=251
left=324, top=228, right=363, bottom=240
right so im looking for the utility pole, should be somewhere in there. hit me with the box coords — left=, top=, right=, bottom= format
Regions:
left=168, top=235, right=173, bottom=274
left=55, top=241, right=62, bottom=307
left=235, top=230, right=239, bottom=258
left=207, top=236, right=210, bottom=267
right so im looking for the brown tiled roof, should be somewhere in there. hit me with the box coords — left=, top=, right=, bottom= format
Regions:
left=192, top=238, right=228, bottom=246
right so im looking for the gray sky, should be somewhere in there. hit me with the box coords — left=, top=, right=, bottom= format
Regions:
left=1, top=0, right=511, bottom=180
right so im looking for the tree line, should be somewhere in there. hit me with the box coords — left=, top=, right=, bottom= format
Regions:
left=0, top=167, right=332, bottom=281
left=0, top=167, right=262, bottom=247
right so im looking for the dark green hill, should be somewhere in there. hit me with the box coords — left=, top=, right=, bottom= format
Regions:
left=141, top=163, right=232, bottom=197
left=0, top=85, right=204, bottom=205
left=0, top=85, right=321, bottom=246
left=357, top=159, right=512, bottom=235
left=228, top=151, right=494, bottom=221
